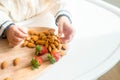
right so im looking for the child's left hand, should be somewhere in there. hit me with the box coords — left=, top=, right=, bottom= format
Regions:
left=6, top=25, right=28, bottom=47
left=57, top=16, right=74, bottom=43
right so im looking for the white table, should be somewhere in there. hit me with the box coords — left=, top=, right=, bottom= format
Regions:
left=19, top=0, right=120, bottom=80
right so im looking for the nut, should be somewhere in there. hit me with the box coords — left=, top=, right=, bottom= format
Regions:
left=61, top=44, right=67, bottom=50
left=27, top=43, right=35, bottom=48
left=45, top=41, right=49, bottom=48
left=28, top=30, right=34, bottom=35
left=36, top=40, right=45, bottom=45
left=22, top=41, right=28, bottom=47
left=25, top=36, right=31, bottom=41
left=13, top=58, right=20, bottom=66
left=48, top=29, right=55, bottom=35
left=1, top=61, right=8, bottom=69
left=31, top=36, right=39, bottom=41
left=51, top=48, right=58, bottom=53
left=4, top=77, right=10, bottom=80
left=34, top=32, right=39, bottom=36
left=50, top=44, right=56, bottom=49
left=48, top=46, right=52, bottom=52
left=54, top=41, right=59, bottom=47
left=29, top=39, right=34, bottom=44
left=49, top=38, right=54, bottom=43
left=59, top=51, right=66, bottom=56
left=41, top=36, right=47, bottom=40
left=43, top=31, right=50, bottom=35
left=57, top=44, right=62, bottom=50
left=39, top=33, right=45, bottom=39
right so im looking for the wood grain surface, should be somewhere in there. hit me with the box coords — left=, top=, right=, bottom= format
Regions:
left=0, top=27, right=54, bottom=80
left=99, top=61, right=120, bottom=80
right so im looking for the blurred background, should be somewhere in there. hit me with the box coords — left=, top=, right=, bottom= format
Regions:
left=104, top=0, right=120, bottom=8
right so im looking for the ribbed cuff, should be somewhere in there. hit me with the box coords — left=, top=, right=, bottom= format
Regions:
left=0, top=20, right=14, bottom=39
left=55, top=10, right=72, bottom=26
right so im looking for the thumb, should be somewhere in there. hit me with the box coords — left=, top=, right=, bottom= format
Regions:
left=58, top=22, right=63, bottom=36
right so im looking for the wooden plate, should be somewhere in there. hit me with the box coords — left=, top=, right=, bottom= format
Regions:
left=0, top=27, right=56, bottom=80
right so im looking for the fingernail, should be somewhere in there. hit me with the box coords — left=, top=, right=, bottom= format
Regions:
left=58, top=32, right=62, bottom=36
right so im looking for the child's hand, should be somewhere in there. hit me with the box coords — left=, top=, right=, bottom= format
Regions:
left=57, top=16, right=74, bottom=43
left=6, top=25, right=28, bottom=47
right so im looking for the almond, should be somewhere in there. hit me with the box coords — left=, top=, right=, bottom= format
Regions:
left=28, top=30, right=34, bottom=35
left=31, top=36, right=39, bottom=41
left=61, top=44, right=67, bottom=50
left=27, top=43, right=35, bottom=48
left=13, top=58, right=20, bottom=66
left=36, top=40, right=45, bottom=45
left=22, top=41, right=28, bottom=47
left=50, top=44, right=56, bottom=49
left=4, top=77, right=10, bottom=80
left=1, top=61, right=8, bottom=69
left=48, top=46, right=52, bottom=52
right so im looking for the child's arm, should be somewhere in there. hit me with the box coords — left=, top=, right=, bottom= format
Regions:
left=0, top=10, right=27, bottom=46
left=50, top=0, right=72, bottom=25
left=51, top=0, right=74, bottom=43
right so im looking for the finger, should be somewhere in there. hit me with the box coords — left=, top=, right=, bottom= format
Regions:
left=15, top=29, right=28, bottom=38
left=64, top=26, right=75, bottom=42
left=60, top=37, right=69, bottom=44
left=58, top=22, right=63, bottom=36
left=9, top=40, right=21, bottom=46
left=12, top=37, right=23, bottom=42
left=18, top=27, right=28, bottom=34
left=9, top=43, right=15, bottom=47
left=9, top=36, right=23, bottom=45
left=60, top=33, right=74, bottom=43
left=9, top=42, right=18, bottom=47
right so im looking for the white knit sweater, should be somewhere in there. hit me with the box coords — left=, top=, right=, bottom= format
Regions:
left=0, top=0, right=72, bottom=38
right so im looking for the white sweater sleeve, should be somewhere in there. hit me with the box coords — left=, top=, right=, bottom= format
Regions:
left=55, top=10, right=72, bottom=26
left=51, top=0, right=72, bottom=26
left=0, top=10, right=14, bottom=38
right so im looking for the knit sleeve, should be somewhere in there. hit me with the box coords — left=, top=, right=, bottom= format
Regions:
left=50, top=0, right=72, bottom=26
left=0, top=10, right=14, bottom=38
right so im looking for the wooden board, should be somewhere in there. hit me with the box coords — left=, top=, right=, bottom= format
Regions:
left=0, top=27, right=56, bottom=80
left=98, top=62, right=120, bottom=80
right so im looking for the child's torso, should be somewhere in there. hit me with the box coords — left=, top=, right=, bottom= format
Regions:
left=0, top=0, right=58, bottom=22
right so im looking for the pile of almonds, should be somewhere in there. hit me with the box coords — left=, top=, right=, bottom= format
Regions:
left=22, top=29, right=67, bottom=53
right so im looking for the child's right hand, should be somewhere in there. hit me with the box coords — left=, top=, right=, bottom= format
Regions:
left=6, top=25, right=28, bottom=47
